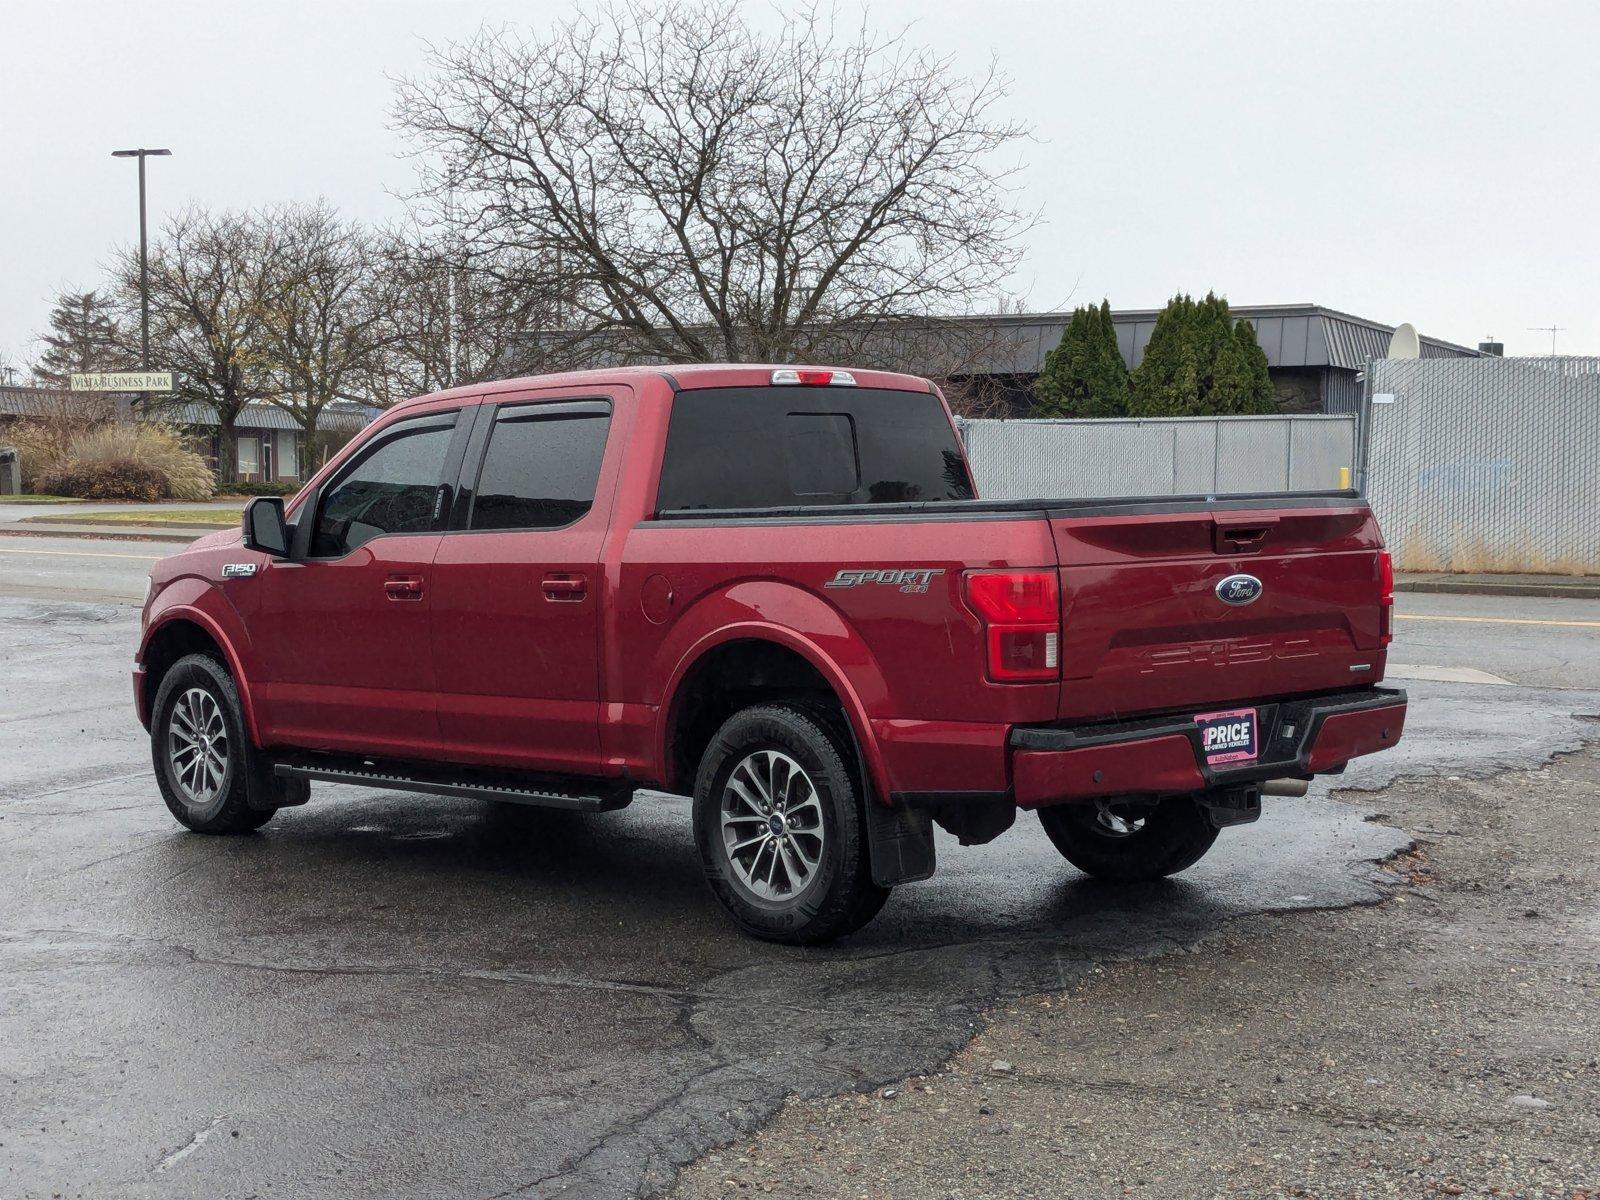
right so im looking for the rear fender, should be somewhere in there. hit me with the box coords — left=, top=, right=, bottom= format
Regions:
left=653, top=581, right=893, bottom=804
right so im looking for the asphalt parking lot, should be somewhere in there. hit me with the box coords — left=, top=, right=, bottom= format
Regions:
left=1, top=538, right=1597, bottom=1199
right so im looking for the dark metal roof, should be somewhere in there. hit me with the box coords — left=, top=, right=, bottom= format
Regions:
left=940, top=304, right=1479, bottom=376
left=160, top=402, right=373, bottom=433
left=0, top=387, right=371, bottom=433
left=508, top=304, right=1478, bottom=379
left=0, top=387, right=86, bottom=417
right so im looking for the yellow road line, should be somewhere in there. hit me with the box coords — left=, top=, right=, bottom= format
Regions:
left=0, top=546, right=164, bottom=561
left=1396, top=613, right=1600, bottom=630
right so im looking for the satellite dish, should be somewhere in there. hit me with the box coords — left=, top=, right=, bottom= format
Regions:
left=1387, top=322, right=1421, bottom=359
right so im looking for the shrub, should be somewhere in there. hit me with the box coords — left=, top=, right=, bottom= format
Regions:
left=5, top=420, right=76, bottom=491
left=38, top=460, right=168, bottom=502
left=64, top=422, right=216, bottom=501
left=221, top=479, right=299, bottom=497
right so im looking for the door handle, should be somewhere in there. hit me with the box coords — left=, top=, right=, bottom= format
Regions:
left=384, top=575, right=425, bottom=601
left=542, top=573, right=587, bottom=602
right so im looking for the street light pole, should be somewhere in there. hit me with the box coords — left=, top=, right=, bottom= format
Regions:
left=111, top=148, right=171, bottom=409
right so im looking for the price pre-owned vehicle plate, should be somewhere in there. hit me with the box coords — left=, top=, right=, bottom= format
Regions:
left=1194, top=707, right=1259, bottom=766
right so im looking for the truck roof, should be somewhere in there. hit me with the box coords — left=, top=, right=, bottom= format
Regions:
left=394, top=364, right=937, bottom=411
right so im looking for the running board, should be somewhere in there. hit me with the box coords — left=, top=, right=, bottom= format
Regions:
left=272, top=760, right=632, bottom=812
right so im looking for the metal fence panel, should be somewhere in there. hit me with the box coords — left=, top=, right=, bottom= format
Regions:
left=1366, top=357, right=1600, bottom=573
left=959, top=415, right=1356, bottom=501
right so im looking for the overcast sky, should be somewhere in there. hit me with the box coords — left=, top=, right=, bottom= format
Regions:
left=3, top=0, right=1597, bottom=371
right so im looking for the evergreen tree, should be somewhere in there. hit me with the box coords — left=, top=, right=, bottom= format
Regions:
left=32, top=291, right=129, bottom=386
left=1130, top=291, right=1276, bottom=415
left=1029, top=299, right=1129, bottom=418
left=1209, top=315, right=1275, bottom=413
left=1128, top=293, right=1201, bottom=416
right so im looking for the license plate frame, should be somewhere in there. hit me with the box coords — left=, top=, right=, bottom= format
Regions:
left=1194, top=707, right=1259, bottom=766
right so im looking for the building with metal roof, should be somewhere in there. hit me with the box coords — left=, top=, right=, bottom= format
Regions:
left=941, top=304, right=1479, bottom=415
left=505, top=303, right=1478, bottom=416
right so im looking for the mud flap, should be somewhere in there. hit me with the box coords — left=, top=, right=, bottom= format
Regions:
left=864, top=800, right=937, bottom=887
left=247, top=758, right=309, bottom=810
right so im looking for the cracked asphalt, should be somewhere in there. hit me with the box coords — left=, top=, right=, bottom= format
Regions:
left=669, top=743, right=1600, bottom=1200
left=1, top=574, right=1598, bottom=1199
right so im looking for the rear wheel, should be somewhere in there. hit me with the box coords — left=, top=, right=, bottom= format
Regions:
left=1037, top=795, right=1218, bottom=881
left=693, top=702, right=888, bottom=944
left=151, top=654, right=276, bottom=834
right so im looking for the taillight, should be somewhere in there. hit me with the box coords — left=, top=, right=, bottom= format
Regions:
left=1378, top=550, right=1395, bottom=647
left=963, top=570, right=1061, bottom=683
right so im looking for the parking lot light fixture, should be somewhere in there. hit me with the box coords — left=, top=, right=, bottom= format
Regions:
left=111, top=148, right=172, bottom=406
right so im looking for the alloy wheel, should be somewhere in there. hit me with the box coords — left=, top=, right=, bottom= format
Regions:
left=719, top=750, right=826, bottom=902
left=167, top=687, right=229, bottom=808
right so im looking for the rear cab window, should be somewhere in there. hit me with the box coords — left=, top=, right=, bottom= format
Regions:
left=656, top=387, right=973, bottom=511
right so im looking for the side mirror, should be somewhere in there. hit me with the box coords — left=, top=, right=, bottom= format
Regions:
left=242, top=496, right=290, bottom=557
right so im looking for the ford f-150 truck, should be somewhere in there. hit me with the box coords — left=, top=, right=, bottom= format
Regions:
left=135, top=364, right=1406, bottom=942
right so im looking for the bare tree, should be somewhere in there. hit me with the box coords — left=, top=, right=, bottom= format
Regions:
left=252, top=202, right=388, bottom=463
left=393, top=1, right=1030, bottom=367
left=364, top=230, right=561, bottom=403
left=31, top=290, right=129, bottom=385
left=116, top=207, right=274, bottom=483
left=0, top=346, right=29, bottom=387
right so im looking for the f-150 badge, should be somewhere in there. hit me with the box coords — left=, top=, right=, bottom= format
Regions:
left=222, top=563, right=258, bottom=578
left=825, top=568, right=944, bottom=594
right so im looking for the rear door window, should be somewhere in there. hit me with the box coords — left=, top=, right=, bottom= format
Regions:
left=469, top=401, right=611, bottom=531
left=656, top=387, right=973, bottom=511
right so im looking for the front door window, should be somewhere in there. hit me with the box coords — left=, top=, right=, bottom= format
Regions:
left=310, top=418, right=455, bottom=558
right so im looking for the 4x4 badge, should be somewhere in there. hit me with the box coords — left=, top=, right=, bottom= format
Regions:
left=825, top=568, right=944, bottom=594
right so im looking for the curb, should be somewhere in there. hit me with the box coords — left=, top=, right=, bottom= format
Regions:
left=1396, top=578, right=1600, bottom=601
left=0, top=526, right=201, bottom=546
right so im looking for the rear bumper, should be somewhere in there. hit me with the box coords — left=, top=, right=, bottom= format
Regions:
left=1010, top=687, right=1407, bottom=808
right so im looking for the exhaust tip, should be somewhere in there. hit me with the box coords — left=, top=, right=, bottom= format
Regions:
left=1260, top=777, right=1310, bottom=797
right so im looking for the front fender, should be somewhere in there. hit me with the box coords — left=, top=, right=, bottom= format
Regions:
left=140, top=577, right=264, bottom=745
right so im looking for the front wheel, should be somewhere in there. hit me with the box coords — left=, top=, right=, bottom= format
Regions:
left=150, top=653, right=276, bottom=834
left=693, top=703, right=888, bottom=944
left=1037, top=795, right=1219, bottom=881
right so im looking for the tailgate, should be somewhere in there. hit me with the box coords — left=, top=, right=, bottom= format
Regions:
left=1049, top=502, right=1388, bottom=721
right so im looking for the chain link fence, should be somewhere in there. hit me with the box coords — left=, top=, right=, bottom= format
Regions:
left=958, top=415, right=1357, bottom=500
left=1364, top=357, right=1600, bottom=574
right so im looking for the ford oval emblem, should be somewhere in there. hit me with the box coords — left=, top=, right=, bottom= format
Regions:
left=1215, top=574, right=1263, bottom=606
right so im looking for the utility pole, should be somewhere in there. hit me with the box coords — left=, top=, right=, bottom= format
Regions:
left=445, top=184, right=458, bottom=389
left=111, top=147, right=171, bottom=409
left=1527, top=324, right=1565, bottom=356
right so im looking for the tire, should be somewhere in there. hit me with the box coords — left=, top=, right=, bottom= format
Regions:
left=1037, top=795, right=1219, bottom=882
left=150, top=653, right=276, bottom=834
left=693, top=702, right=888, bottom=944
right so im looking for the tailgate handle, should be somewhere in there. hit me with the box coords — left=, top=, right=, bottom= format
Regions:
left=1213, top=520, right=1276, bottom=555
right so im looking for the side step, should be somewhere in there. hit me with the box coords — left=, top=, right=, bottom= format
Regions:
left=272, top=759, right=633, bottom=813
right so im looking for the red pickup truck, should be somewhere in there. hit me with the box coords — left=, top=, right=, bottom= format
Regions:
left=136, top=365, right=1406, bottom=942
